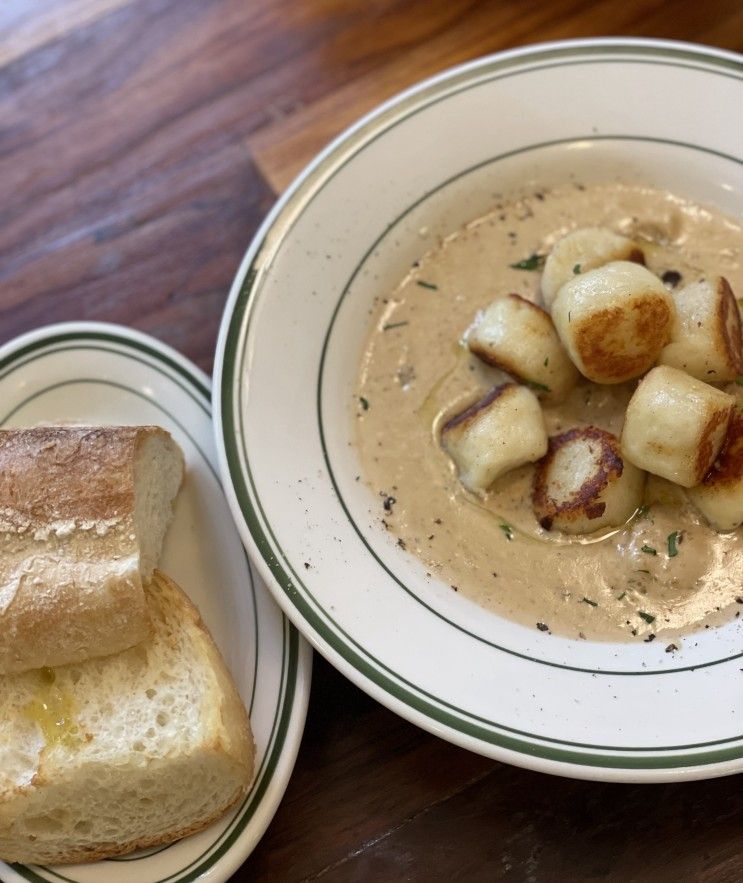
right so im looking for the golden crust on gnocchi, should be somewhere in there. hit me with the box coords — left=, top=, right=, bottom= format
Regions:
left=551, top=261, right=674, bottom=384
left=441, top=383, right=547, bottom=493
left=687, top=409, right=743, bottom=530
left=659, top=276, right=743, bottom=382
left=468, top=294, right=579, bottom=402
left=621, top=365, right=734, bottom=488
left=532, top=427, right=645, bottom=534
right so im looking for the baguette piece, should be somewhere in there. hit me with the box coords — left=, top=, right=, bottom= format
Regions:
left=0, top=570, right=255, bottom=865
left=0, top=426, right=184, bottom=674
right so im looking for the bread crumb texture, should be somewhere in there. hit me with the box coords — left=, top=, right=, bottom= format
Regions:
left=0, top=571, right=254, bottom=864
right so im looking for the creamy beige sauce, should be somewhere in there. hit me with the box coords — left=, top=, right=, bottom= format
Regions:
left=355, top=183, right=743, bottom=642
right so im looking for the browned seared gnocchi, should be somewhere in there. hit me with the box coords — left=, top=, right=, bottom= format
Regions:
left=441, top=384, right=547, bottom=493
left=541, top=227, right=645, bottom=309
left=659, top=276, right=743, bottom=382
left=551, top=261, right=674, bottom=384
left=468, top=294, right=579, bottom=402
left=621, top=365, right=734, bottom=488
left=532, top=427, right=645, bottom=534
left=687, top=409, right=743, bottom=530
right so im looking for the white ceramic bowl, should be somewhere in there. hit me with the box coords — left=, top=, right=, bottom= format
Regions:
left=214, top=39, right=743, bottom=782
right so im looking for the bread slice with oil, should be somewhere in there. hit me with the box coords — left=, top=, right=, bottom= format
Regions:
left=0, top=570, right=254, bottom=865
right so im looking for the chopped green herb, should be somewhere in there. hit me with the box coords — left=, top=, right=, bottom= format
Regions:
left=499, top=523, right=513, bottom=541
left=359, top=396, right=369, bottom=411
left=543, top=356, right=549, bottom=367
left=617, top=591, right=627, bottom=601
left=573, top=263, right=581, bottom=274
left=636, top=504, right=650, bottom=518
left=382, top=321, right=409, bottom=331
left=582, top=597, right=598, bottom=607
left=509, top=253, right=545, bottom=271
left=641, top=545, right=657, bottom=555
left=667, top=530, right=681, bottom=557
left=736, top=376, right=743, bottom=386
left=416, top=280, right=438, bottom=291
left=638, top=610, right=656, bottom=624
left=635, top=569, right=651, bottom=575
left=525, top=380, right=551, bottom=393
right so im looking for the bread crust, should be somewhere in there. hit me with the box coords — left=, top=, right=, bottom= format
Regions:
left=0, top=426, right=141, bottom=524
left=7, top=783, right=248, bottom=865
left=0, top=426, right=180, bottom=674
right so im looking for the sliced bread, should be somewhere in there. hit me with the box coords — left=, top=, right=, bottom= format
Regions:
left=0, top=426, right=184, bottom=674
left=0, top=570, right=254, bottom=865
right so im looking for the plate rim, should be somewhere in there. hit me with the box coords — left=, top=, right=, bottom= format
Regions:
left=0, top=321, right=312, bottom=883
left=213, top=38, right=743, bottom=783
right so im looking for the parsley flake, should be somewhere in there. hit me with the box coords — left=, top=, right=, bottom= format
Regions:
left=582, top=597, right=598, bottom=607
left=638, top=610, right=656, bottom=624
left=667, top=531, right=682, bottom=557
left=499, top=523, right=513, bottom=541
left=416, top=280, right=438, bottom=291
left=509, top=253, right=545, bottom=271
left=382, top=321, right=409, bottom=331
left=573, top=263, right=581, bottom=274
left=359, top=396, right=369, bottom=411
left=641, top=545, right=657, bottom=555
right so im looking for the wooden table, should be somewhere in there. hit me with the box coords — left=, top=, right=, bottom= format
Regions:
left=2, top=2, right=742, bottom=880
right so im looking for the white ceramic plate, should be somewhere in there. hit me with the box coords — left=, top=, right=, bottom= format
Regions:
left=0, top=322, right=311, bottom=883
left=214, top=39, right=743, bottom=782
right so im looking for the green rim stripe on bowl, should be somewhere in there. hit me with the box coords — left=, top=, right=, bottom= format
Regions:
left=0, top=334, right=300, bottom=883
left=219, top=44, right=743, bottom=770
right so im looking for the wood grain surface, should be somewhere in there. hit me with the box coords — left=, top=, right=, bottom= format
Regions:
left=1, top=2, right=741, bottom=881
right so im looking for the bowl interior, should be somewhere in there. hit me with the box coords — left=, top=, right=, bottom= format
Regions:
left=224, top=44, right=743, bottom=777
